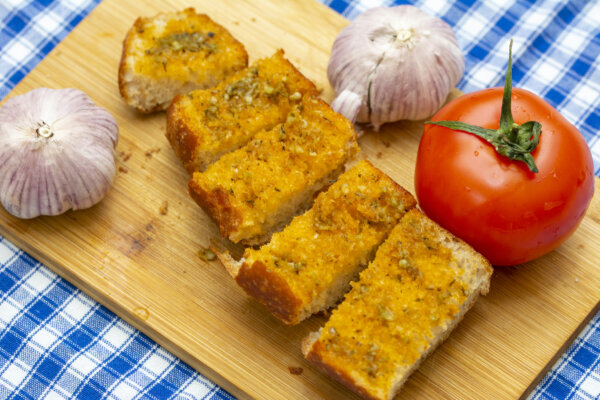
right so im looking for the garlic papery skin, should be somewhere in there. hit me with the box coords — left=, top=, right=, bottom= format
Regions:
left=0, top=88, right=119, bottom=219
left=328, top=5, right=465, bottom=131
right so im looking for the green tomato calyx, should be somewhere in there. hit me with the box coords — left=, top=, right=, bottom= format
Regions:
left=426, top=39, right=541, bottom=173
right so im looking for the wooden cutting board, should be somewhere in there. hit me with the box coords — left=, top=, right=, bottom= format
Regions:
left=1, top=0, right=599, bottom=398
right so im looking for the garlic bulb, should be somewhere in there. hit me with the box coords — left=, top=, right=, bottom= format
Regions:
left=328, top=5, right=465, bottom=130
left=0, top=88, right=119, bottom=218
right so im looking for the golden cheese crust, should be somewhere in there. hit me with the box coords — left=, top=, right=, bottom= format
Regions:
left=118, top=8, right=248, bottom=113
left=167, top=49, right=319, bottom=173
left=188, top=95, right=359, bottom=245
left=304, top=209, right=492, bottom=400
left=234, top=160, right=417, bottom=325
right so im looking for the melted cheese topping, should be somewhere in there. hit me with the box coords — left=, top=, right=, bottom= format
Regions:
left=191, top=96, right=359, bottom=240
left=128, top=8, right=246, bottom=82
left=243, top=161, right=416, bottom=309
left=314, top=209, right=469, bottom=394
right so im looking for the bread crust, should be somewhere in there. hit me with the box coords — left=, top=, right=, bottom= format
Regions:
left=235, top=260, right=302, bottom=324
left=217, top=161, right=417, bottom=325
left=188, top=179, right=241, bottom=238
left=166, top=96, right=199, bottom=169
left=302, top=209, right=492, bottom=400
left=117, top=17, right=143, bottom=109
left=118, top=8, right=248, bottom=113
left=214, top=246, right=303, bottom=325
left=213, top=249, right=241, bottom=278
left=187, top=95, right=359, bottom=245
left=302, top=286, right=489, bottom=400
left=305, top=340, right=381, bottom=400
left=166, top=49, right=318, bottom=173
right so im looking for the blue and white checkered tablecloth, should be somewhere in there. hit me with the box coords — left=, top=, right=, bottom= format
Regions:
left=0, top=0, right=599, bottom=399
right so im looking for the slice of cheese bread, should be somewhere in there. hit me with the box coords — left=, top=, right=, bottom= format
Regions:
left=302, top=209, right=493, bottom=400
left=166, top=50, right=319, bottom=173
left=118, top=8, right=248, bottom=113
left=188, top=95, right=359, bottom=245
left=218, top=160, right=417, bottom=325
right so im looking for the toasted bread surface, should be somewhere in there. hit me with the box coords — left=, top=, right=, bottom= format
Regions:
left=118, top=8, right=247, bottom=113
left=303, top=209, right=492, bottom=400
left=233, top=160, right=416, bottom=324
left=189, top=96, right=359, bottom=245
left=166, top=50, right=318, bottom=173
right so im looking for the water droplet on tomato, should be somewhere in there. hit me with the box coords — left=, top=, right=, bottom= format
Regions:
left=474, top=150, right=479, bottom=157
left=578, top=170, right=587, bottom=186
left=544, top=200, right=564, bottom=211
left=464, top=186, right=471, bottom=192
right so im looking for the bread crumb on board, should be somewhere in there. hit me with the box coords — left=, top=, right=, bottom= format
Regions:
left=118, top=150, right=132, bottom=161
left=198, top=246, right=216, bottom=261
left=159, top=200, right=169, bottom=215
left=145, top=147, right=161, bottom=158
left=288, top=366, right=303, bottom=375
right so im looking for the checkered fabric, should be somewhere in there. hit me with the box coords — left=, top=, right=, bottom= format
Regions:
left=1, top=4, right=230, bottom=400
left=1, top=0, right=599, bottom=399
left=531, top=315, right=600, bottom=400
left=0, top=237, right=235, bottom=399
left=0, top=0, right=99, bottom=101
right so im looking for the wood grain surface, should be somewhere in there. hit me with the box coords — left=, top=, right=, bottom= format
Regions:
left=1, top=0, right=599, bottom=399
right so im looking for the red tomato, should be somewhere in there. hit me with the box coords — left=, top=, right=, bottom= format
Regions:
left=414, top=87, right=595, bottom=266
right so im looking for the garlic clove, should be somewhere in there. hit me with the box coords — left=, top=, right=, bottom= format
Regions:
left=0, top=88, right=119, bottom=219
left=328, top=5, right=465, bottom=130
left=327, top=18, right=382, bottom=124
left=331, top=89, right=362, bottom=127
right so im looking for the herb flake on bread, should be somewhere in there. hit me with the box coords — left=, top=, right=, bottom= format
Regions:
left=302, top=209, right=493, bottom=400
left=118, top=8, right=248, bottom=113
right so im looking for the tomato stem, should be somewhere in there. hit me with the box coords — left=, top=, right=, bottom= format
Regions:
left=426, top=39, right=541, bottom=173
